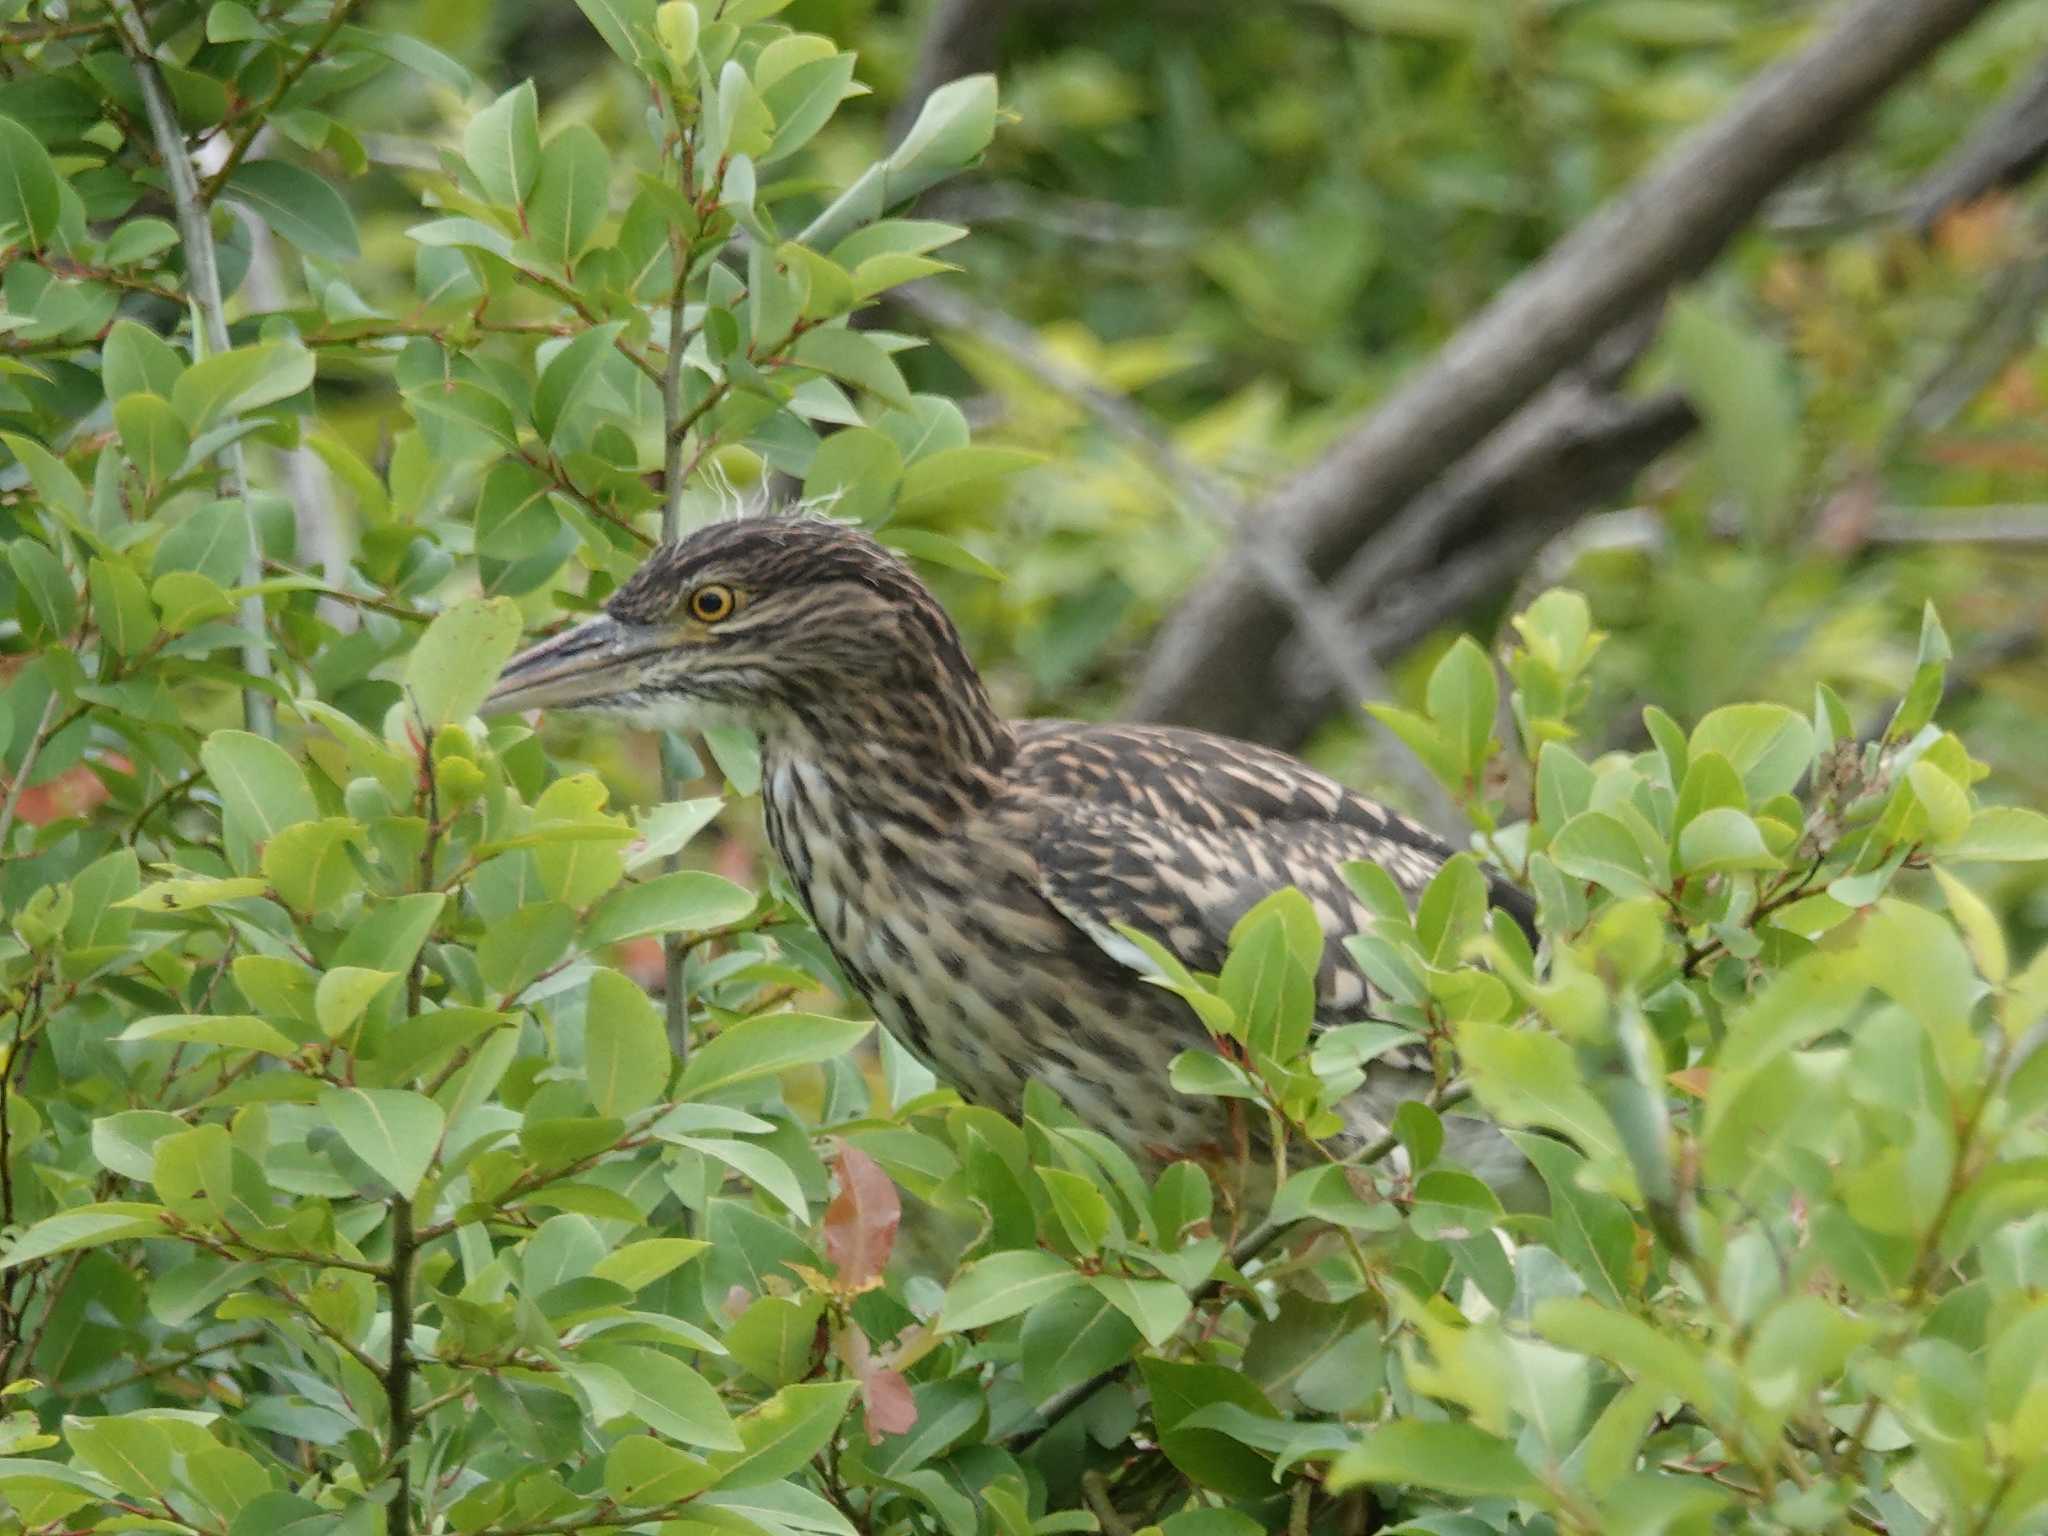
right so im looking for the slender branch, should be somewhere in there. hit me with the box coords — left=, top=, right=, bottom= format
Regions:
left=107, top=0, right=275, bottom=741
left=0, top=689, right=62, bottom=853
left=385, top=1196, right=417, bottom=1536
left=201, top=0, right=363, bottom=200
left=80, top=1330, right=265, bottom=1397
left=660, top=252, right=693, bottom=1060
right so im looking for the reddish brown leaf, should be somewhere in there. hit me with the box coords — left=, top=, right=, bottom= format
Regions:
left=823, top=1141, right=899, bottom=1290
left=837, top=1325, right=918, bottom=1445
left=861, top=1364, right=916, bottom=1443
left=8, top=754, right=129, bottom=827
left=613, top=935, right=667, bottom=989
left=1668, top=1066, right=1714, bottom=1099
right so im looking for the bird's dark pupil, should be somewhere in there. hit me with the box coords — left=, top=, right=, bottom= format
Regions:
left=695, top=588, right=728, bottom=619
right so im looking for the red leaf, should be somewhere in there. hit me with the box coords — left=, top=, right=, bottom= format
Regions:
left=8, top=756, right=127, bottom=827
left=861, top=1364, right=917, bottom=1442
left=823, top=1142, right=899, bottom=1291
left=837, top=1326, right=918, bottom=1445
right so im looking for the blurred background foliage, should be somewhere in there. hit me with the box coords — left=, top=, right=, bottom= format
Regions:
left=149, top=0, right=2048, bottom=951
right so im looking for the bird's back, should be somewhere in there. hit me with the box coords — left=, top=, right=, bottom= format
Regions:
left=1006, top=718, right=1533, bottom=1014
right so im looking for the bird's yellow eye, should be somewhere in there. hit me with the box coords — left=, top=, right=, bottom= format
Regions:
left=688, top=584, right=737, bottom=624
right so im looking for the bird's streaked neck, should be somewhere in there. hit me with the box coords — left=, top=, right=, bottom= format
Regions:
left=754, top=668, right=1016, bottom=830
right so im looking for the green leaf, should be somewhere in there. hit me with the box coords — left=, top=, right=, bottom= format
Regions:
left=1416, top=852, right=1488, bottom=966
left=102, top=318, right=186, bottom=400
left=585, top=966, right=671, bottom=1116
left=605, top=1435, right=715, bottom=1509
left=528, top=125, right=609, bottom=268
left=115, top=874, right=270, bottom=912
left=1425, top=635, right=1498, bottom=778
left=726, top=1294, right=828, bottom=1387
left=8, top=538, right=75, bottom=637
left=102, top=217, right=180, bottom=267
left=1676, top=806, right=1782, bottom=874
left=575, top=0, right=657, bottom=65
left=802, top=425, right=902, bottom=524
left=113, top=392, right=189, bottom=489
left=1021, top=1285, right=1142, bottom=1401
left=874, top=528, right=1005, bottom=582
left=533, top=322, right=626, bottom=445
left=341, top=26, right=475, bottom=92
left=262, top=817, right=366, bottom=913
left=675, top=1012, right=872, bottom=1100
left=222, top=160, right=359, bottom=263
left=1038, top=1166, right=1114, bottom=1255
left=465, top=81, right=541, bottom=211
left=793, top=328, right=912, bottom=409
left=404, top=596, right=523, bottom=727
left=584, top=870, right=756, bottom=945
left=0, top=433, right=86, bottom=519
left=939, top=1250, right=1081, bottom=1330
left=153, top=500, right=253, bottom=586
left=478, top=900, right=575, bottom=995
left=1139, top=1357, right=1280, bottom=1498
left=87, top=558, right=159, bottom=658
left=117, top=1013, right=300, bottom=1056
left=0, top=112, right=63, bottom=248
left=172, top=341, right=316, bottom=432
left=201, top=729, right=318, bottom=854
left=1456, top=1021, right=1633, bottom=1192
left=703, top=1382, right=858, bottom=1489
left=0, top=1204, right=168, bottom=1270
left=1092, top=1275, right=1192, bottom=1347
left=1548, top=810, right=1660, bottom=898
left=1687, top=703, right=1814, bottom=802
left=315, top=967, right=399, bottom=1041
left=1327, top=1420, right=1539, bottom=1499
left=1947, top=805, right=2048, bottom=862
left=576, top=1344, right=741, bottom=1449
left=321, top=1087, right=446, bottom=1198
left=1907, top=759, right=1971, bottom=846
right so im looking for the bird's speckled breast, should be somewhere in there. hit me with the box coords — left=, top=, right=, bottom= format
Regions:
left=760, top=753, right=1216, bottom=1155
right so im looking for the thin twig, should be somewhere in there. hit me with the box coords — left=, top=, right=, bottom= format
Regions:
left=201, top=0, right=363, bottom=200
left=660, top=251, right=693, bottom=1061
left=0, top=690, right=61, bottom=853
left=107, top=0, right=276, bottom=741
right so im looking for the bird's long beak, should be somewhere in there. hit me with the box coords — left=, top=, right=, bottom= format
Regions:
left=484, top=614, right=639, bottom=715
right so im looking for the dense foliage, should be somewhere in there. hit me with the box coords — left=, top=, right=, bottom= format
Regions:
left=4, top=2, right=2048, bottom=1535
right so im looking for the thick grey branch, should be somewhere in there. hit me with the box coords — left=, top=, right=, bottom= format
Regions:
left=1129, top=0, right=2006, bottom=740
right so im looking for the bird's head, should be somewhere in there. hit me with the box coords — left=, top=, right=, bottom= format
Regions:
left=484, top=515, right=1003, bottom=757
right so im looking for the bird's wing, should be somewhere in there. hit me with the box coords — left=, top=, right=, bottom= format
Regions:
left=1010, top=720, right=1533, bottom=1013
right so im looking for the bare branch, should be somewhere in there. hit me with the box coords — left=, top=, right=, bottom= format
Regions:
left=1864, top=505, right=2048, bottom=545
left=1905, top=52, right=2048, bottom=233
left=1129, top=0, right=2007, bottom=740
left=107, top=0, right=276, bottom=740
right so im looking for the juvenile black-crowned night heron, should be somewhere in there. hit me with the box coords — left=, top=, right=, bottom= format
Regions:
left=485, top=516, right=1533, bottom=1166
